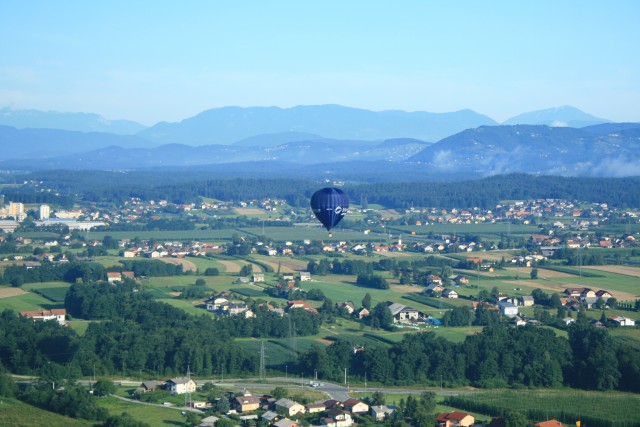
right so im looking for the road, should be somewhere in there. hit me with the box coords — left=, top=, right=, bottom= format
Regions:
left=37, top=377, right=467, bottom=404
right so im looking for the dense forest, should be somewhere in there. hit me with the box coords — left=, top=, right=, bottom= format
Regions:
left=4, top=172, right=640, bottom=208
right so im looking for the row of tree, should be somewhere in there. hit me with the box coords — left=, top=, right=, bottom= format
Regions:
left=6, top=172, right=640, bottom=208
left=298, top=320, right=640, bottom=392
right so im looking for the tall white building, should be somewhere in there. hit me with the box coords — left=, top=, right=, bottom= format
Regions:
left=39, top=204, right=51, bottom=220
left=8, top=202, right=24, bottom=218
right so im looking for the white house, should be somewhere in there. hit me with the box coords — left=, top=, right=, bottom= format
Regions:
left=20, top=309, right=67, bottom=326
left=166, top=377, right=196, bottom=394
left=609, top=316, right=636, bottom=326
left=498, top=301, right=518, bottom=317
left=442, top=289, right=458, bottom=299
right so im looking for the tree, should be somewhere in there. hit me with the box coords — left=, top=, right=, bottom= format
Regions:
left=239, top=264, right=253, bottom=277
left=371, top=390, right=386, bottom=406
left=184, top=412, right=201, bottom=427
left=101, top=413, right=151, bottom=427
left=0, top=366, right=16, bottom=397
left=272, top=386, right=288, bottom=399
left=195, top=278, right=206, bottom=286
left=93, top=379, right=116, bottom=397
left=362, top=293, right=372, bottom=309
left=371, top=302, right=393, bottom=330
left=204, top=268, right=220, bottom=276
left=216, top=397, right=231, bottom=414
left=607, top=297, right=617, bottom=308
left=530, top=268, right=538, bottom=280
left=502, top=410, right=529, bottom=427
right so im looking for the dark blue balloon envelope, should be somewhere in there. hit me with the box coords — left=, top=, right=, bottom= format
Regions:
left=310, top=187, right=349, bottom=233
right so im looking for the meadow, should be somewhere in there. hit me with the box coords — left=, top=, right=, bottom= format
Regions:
left=448, top=389, right=640, bottom=427
left=0, top=398, right=93, bottom=427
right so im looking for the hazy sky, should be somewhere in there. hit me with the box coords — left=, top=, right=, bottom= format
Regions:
left=1, top=1, right=639, bottom=125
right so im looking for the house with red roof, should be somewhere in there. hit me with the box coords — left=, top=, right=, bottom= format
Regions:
left=436, top=411, right=475, bottom=427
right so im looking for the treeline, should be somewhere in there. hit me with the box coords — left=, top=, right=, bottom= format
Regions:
left=1, top=260, right=106, bottom=286
left=298, top=320, right=640, bottom=392
left=9, top=171, right=640, bottom=208
left=306, top=256, right=456, bottom=277
left=0, top=259, right=187, bottom=286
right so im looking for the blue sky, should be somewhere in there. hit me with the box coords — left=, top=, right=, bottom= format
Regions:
left=1, top=1, right=639, bottom=125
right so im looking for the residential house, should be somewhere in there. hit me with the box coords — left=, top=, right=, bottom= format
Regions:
left=519, top=295, right=535, bottom=307
left=252, top=273, right=265, bottom=283
left=305, top=403, right=325, bottom=413
left=534, top=420, right=564, bottom=427
left=227, top=301, right=250, bottom=316
left=206, top=296, right=230, bottom=312
left=449, top=274, right=469, bottom=285
left=427, top=275, right=443, bottom=285
left=342, top=398, right=369, bottom=414
left=498, top=301, right=518, bottom=317
left=166, top=377, right=196, bottom=395
left=595, top=290, right=612, bottom=299
left=287, top=300, right=312, bottom=311
left=370, top=405, right=397, bottom=421
left=424, top=283, right=444, bottom=294
left=274, top=398, right=306, bottom=416
left=322, top=409, right=353, bottom=427
left=608, top=316, right=636, bottom=326
left=135, top=380, right=164, bottom=393
left=273, top=419, right=299, bottom=427
left=354, top=307, right=370, bottom=319
left=436, top=411, right=475, bottom=427
left=442, top=289, right=458, bottom=299
left=282, top=273, right=294, bottom=281
left=234, top=394, right=262, bottom=412
left=199, top=416, right=219, bottom=427
left=387, top=302, right=423, bottom=324
left=299, top=272, right=311, bottom=281
left=121, top=271, right=135, bottom=280
left=580, top=288, right=596, bottom=298
left=336, top=301, right=355, bottom=314
left=564, top=287, right=586, bottom=298
left=562, top=317, right=576, bottom=327
left=20, top=309, right=67, bottom=326
left=107, top=271, right=121, bottom=283
left=261, top=411, right=281, bottom=423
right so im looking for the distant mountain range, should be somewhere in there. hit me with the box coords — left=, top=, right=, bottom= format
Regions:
left=502, top=105, right=609, bottom=128
left=137, top=104, right=497, bottom=145
left=1, top=104, right=638, bottom=178
left=0, top=107, right=146, bottom=135
left=409, top=123, right=640, bottom=177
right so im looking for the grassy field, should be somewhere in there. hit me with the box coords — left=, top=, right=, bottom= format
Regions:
left=22, top=282, right=71, bottom=303
left=241, top=226, right=378, bottom=242
left=0, top=288, right=60, bottom=312
left=0, top=398, right=94, bottom=427
left=453, top=389, right=640, bottom=426
left=95, top=395, right=187, bottom=425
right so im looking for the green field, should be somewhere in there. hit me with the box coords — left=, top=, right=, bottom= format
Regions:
left=0, top=398, right=93, bottom=427
left=95, top=395, right=187, bottom=426
left=0, top=289, right=59, bottom=312
left=450, top=389, right=640, bottom=426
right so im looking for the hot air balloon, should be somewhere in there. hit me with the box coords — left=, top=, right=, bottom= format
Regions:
left=310, top=187, right=349, bottom=236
